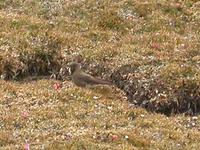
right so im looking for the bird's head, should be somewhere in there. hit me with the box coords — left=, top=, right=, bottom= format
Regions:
left=69, top=62, right=81, bottom=75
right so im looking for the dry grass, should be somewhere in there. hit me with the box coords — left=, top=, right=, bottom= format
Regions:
left=1, top=0, right=200, bottom=149
left=1, top=80, right=200, bottom=149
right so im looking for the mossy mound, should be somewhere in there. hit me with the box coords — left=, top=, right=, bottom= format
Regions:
left=111, top=64, right=200, bottom=116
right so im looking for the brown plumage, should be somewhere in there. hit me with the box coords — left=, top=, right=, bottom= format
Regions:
left=70, top=62, right=111, bottom=87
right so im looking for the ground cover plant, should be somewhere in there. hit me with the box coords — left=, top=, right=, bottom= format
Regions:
left=0, top=0, right=200, bottom=149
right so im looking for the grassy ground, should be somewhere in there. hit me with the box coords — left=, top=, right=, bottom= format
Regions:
left=0, top=0, right=200, bottom=149
left=1, top=79, right=200, bottom=150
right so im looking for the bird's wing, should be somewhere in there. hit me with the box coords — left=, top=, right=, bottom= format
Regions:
left=77, top=73, right=111, bottom=85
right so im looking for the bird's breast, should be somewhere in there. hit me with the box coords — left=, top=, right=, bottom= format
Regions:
left=72, top=73, right=87, bottom=87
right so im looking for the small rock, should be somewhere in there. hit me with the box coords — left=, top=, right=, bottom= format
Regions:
left=192, top=116, right=198, bottom=120
left=124, top=135, right=129, bottom=139
left=140, top=114, right=145, bottom=117
left=107, top=106, right=112, bottom=110
left=93, top=96, right=99, bottom=100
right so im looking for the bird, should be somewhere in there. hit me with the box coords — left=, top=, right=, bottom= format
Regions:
left=69, top=62, right=112, bottom=87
